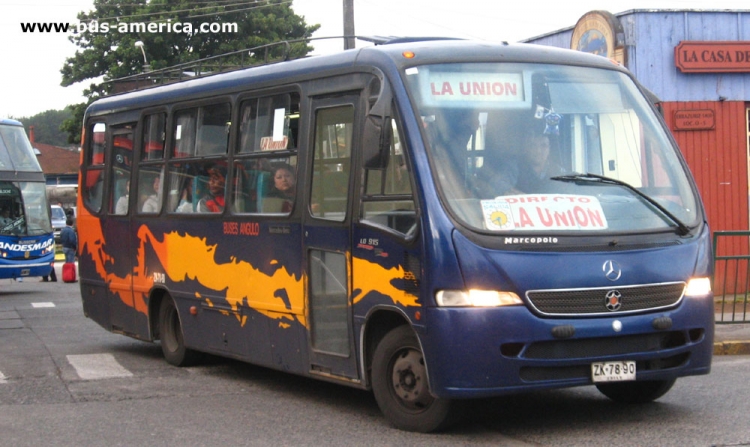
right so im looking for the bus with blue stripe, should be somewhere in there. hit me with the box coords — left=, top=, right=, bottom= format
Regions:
left=0, top=119, right=55, bottom=280
left=77, top=39, right=713, bottom=432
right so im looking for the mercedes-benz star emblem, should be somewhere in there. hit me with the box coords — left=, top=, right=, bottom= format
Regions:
left=602, top=260, right=622, bottom=281
left=605, top=290, right=622, bottom=311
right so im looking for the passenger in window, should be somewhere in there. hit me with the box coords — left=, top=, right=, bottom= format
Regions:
left=198, top=164, right=226, bottom=213
left=115, top=180, right=129, bottom=214
left=268, top=163, right=296, bottom=212
left=175, top=178, right=194, bottom=213
left=142, top=176, right=161, bottom=213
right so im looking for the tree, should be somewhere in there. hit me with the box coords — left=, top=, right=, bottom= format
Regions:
left=12, top=108, right=74, bottom=147
left=60, top=0, right=319, bottom=143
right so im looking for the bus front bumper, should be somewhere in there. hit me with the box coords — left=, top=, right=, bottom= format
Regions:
left=420, top=296, right=714, bottom=399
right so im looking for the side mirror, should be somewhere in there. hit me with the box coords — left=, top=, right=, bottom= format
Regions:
left=363, top=79, right=392, bottom=169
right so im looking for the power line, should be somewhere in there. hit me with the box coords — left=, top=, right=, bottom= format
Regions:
left=79, top=0, right=291, bottom=24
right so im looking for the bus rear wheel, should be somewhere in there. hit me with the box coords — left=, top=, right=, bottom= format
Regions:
left=371, top=325, right=457, bottom=432
left=596, top=378, right=676, bottom=403
left=158, top=297, right=198, bottom=366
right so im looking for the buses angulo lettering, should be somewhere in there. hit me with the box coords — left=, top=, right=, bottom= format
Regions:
left=223, top=221, right=260, bottom=236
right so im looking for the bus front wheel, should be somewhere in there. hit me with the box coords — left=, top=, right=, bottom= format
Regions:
left=158, top=298, right=198, bottom=367
left=371, top=325, right=457, bottom=432
left=596, top=378, right=676, bottom=403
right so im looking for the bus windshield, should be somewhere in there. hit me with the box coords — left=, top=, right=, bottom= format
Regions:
left=405, top=63, right=699, bottom=234
left=0, top=124, right=43, bottom=172
left=0, top=181, right=52, bottom=236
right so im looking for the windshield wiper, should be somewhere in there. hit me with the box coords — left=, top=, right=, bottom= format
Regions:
left=550, top=172, right=691, bottom=236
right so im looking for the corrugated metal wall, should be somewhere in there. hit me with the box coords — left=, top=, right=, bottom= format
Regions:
left=662, top=101, right=748, bottom=232
left=662, top=100, right=748, bottom=294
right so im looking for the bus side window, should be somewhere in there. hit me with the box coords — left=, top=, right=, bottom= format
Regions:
left=232, top=157, right=297, bottom=215
left=168, top=163, right=196, bottom=213
left=361, top=118, right=417, bottom=235
left=232, top=161, right=264, bottom=213
left=138, top=168, right=163, bottom=214
left=84, top=122, right=106, bottom=213
left=172, top=110, right=197, bottom=158
left=234, top=92, right=300, bottom=216
left=238, top=93, right=299, bottom=154
left=142, top=113, right=165, bottom=161
left=108, top=126, right=134, bottom=215
left=196, top=103, right=231, bottom=156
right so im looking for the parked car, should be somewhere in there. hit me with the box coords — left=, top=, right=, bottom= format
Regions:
left=50, top=205, right=66, bottom=241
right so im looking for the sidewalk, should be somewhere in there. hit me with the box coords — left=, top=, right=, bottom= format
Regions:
left=714, top=323, right=750, bottom=355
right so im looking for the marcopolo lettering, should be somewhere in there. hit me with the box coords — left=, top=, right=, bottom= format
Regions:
left=504, top=237, right=559, bottom=244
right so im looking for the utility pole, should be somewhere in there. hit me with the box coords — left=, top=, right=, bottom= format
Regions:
left=343, top=0, right=355, bottom=50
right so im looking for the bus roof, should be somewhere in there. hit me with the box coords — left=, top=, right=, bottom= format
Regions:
left=85, top=39, right=627, bottom=118
left=0, top=119, right=24, bottom=127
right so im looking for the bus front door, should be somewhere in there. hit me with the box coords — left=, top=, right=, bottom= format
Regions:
left=304, top=96, right=360, bottom=382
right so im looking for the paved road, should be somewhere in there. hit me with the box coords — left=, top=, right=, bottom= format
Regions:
left=2, top=273, right=750, bottom=446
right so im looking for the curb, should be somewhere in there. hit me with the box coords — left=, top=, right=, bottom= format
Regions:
left=714, top=341, right=750, bottom=356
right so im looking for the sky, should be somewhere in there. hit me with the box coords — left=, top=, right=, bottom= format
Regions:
left=1, top=0, right=749, bottom=118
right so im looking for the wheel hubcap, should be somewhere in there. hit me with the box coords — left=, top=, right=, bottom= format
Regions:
left=391, top=348, right=432, bottom=409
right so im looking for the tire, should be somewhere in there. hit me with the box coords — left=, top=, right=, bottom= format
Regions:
left=158, top=297, right=198, bottom=367
left=371, top=325, right=458, bottom=432
left=596, top=378, right=677, bottom=404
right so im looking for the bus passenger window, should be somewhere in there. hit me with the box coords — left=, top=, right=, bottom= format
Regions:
left=112, top=177, right=130, bottom=215
left=84, top=122, right=106, bottom=213
left=238, top=93, right=300, bottom=153
left=195, top=162, right=226, bottom=213
left=168, top=163, right=197, bottom=213
left=142, top=113, right=165, bottom=161
left=109, top=126, right=134, bottom=215
left=172, top=110, right=197, bottom=158
left=138, top=169, right=163, bottom=214
left=264, top=159, right=297, bottom=213
left=196, top=103, right=230, bottom=156
left=232, top=156, right=297, bottom=215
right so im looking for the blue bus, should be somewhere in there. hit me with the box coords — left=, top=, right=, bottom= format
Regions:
left=77, top=39, right=713, bottom=432
left=0, top=119, right=55, bottom=280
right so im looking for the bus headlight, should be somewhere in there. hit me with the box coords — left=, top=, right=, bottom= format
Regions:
left=685, top=277, right=711, bottom=297
left=436, top=289, right=522, bottom=307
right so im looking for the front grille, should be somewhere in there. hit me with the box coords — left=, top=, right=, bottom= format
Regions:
left=526, top=282, right=685, bottom=316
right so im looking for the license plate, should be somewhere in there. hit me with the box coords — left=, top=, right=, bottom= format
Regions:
left=591, top=361, right=636, bottom=383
